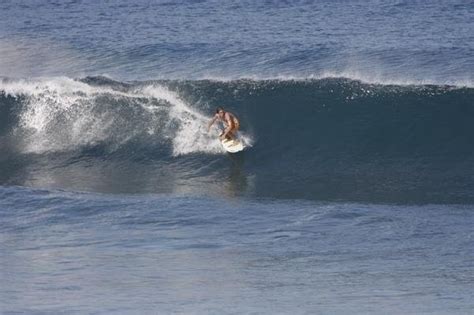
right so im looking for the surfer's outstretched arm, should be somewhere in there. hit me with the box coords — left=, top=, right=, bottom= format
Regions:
left=207, top=115, right=218, bottom=132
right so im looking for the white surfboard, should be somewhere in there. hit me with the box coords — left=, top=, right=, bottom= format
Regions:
left=221, top=137, right=245, bottom=153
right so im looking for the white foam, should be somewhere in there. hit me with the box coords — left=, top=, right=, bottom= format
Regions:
left=3, top=78, right=125, bottom=153
left=1, top=77, right=250, bottom=156
left=138, top=84, right=230, bottom=156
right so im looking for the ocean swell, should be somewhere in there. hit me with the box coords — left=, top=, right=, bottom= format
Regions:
left=1, top=76, right=474, bottom=203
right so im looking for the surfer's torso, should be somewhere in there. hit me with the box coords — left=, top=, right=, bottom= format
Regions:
left=218, top=112, right=239, bottom=129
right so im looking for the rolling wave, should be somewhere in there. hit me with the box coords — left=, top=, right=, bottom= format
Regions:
left=0, top=76, right=245, bottom=157
left=1, top=76, right=474, bottom=203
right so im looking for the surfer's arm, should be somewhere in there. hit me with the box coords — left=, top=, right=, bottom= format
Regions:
left=207, top=115, right=218, bottom=131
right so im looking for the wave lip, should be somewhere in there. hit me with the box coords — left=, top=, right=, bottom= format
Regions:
left=0, top=76, right=245, bottom=157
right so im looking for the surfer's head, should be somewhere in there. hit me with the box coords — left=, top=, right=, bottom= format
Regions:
left=216, top=106, right=225, bottom=117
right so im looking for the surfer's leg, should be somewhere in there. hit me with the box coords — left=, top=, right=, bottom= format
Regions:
left=228, top=122, right=239, bottom=140
left=228, top=128, right=238, bottom=140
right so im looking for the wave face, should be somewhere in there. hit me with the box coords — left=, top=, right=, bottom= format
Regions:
left=1, top=76, right=474, bottom=203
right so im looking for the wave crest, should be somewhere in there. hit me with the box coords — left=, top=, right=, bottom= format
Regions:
left=0, top=77, right=239, bottom=156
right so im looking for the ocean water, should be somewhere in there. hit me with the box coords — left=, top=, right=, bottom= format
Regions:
left=1, top=0, right=473, bottom=314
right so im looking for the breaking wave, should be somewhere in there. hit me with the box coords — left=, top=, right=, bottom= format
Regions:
left=1, top=76, right=474, bottom=203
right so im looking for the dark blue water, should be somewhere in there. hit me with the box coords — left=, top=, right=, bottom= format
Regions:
left=1, top=1, right=473, bottom=314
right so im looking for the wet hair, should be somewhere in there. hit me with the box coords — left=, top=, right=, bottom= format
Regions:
left=215, top=106, right=224, bottom=114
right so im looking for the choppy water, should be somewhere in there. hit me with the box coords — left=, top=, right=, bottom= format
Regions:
left=1, top=0, right=473, bottom=85
left=1, top=187, right=473, bottom=314
left=1, top=1, right=473, bottom=314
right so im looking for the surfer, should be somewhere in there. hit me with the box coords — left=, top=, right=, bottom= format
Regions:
left=208, top=107, right=240, bottom=140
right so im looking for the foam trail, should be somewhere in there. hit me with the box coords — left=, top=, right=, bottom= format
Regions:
left=138, top=84, right=252, bottom=156
left=3, top=78, right=119, bottom=153
left=1, top=78, right=253, bottom=156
